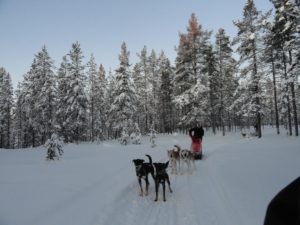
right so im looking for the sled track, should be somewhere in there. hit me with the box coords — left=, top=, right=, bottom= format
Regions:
left=26, top=163, right=130, bottom=225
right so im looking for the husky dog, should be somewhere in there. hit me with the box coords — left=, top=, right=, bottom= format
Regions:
left=180, top=149, right=196, bottom=173
left=167, top=145, right=181, bottom=174
left=173, top=145, right=195, bottom=174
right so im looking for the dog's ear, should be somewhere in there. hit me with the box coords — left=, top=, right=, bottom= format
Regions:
left=165, top=161, right=169, bottom=168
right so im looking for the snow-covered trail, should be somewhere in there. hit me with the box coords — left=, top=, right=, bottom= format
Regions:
left=0, top=129, right=300, bottom=225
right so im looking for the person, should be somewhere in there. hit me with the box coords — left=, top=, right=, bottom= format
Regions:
left=263, top=177, right=300, bottom=225
left=189, top=124, right=204, bottom=160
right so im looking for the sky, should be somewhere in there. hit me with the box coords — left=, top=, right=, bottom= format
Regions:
left=0, top=0, right=274, bottom=88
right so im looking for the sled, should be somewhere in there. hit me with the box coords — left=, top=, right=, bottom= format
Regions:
left=191, top=138, right=203, bottom=160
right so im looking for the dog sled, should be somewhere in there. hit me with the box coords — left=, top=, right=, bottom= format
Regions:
left=191, top=138, right=202, bottom=160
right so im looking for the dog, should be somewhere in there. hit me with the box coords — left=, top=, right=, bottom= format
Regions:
left=167, top=145, right=181, bottom=174
left=174, top=145, right=195, bottom=174
left=153, top=161, right=173, bottom=201
left=132, top=154, right=155, bottom=196
left=180, top=149, right=196, bottom=173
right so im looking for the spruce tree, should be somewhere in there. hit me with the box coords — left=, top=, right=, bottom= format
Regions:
left=271, top=0, right=299, bottom=136
left=157, top=51, right=174, bottom=133
left=108, top=42, right=137, bottom=138
left=233, top=0, right=265, bottom=138
left=0, top=68, right=14, bottom=148
left=65, top=42, right=88, bottom=143
left=174, top=13, right=211, bottom=130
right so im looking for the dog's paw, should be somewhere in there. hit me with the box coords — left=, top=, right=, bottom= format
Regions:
left=154, top=199, right=158, bottom=202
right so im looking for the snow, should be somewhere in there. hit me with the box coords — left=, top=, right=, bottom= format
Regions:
left=248, top=33, right=255, bottom=40
left=0, top=127, right=299, bottom=225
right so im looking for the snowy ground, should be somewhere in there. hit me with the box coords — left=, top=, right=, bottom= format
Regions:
left=0, top=127, right=299, bottom=225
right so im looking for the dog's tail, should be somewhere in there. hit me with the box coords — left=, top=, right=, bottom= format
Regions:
left=145, top=154, right=152, bottom=164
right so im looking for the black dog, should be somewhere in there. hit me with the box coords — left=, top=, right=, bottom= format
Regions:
left=153, top=161, right=173, bottom=202
left=132, top=154, right=155, bottom=196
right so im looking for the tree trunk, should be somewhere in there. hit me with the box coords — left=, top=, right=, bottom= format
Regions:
left=283, top=52, right=293, bottom=136
left=271, top=54, right=280, bottom=135
left=252, top=41, right=262, bottom=138
left=288, top=51, right=299, bottom=136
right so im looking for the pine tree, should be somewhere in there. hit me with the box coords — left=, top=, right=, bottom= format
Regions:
left=233, top=0, right=265, bottom=138
left=65, top=42, right=88, bottom=143
left=271, top=0, right=299, bottom=136
left=45, top=133, right=64, bottom=160
left=86, top=54, right=98, bottom=142
left=174, top=13, right=211, bottom=130
left=56, top=55, right=70, bottom=141
left=215, top=28, right=237, bottom=135
left=157, top=51, right=174, bottom=133
left=97, top=64, right=108, bottom=140
left=261, top=14, right=281, bottom=134
left=134, top=46, right=151, bottom=134
left=35, top=46, right=57, bottom=143
left=108, top=42, right=137, bottom=138
left=0, top=68, right=14, bottom=148
left=148, top=50, right=160, bottom=130
left=105, top=69, right=117, bottom=139
left=203, top=45, right=218, bottom=134
left=86, top=55, right=107, bottom=142
left=17, top=46, right=56, bottom=147
left=13, top=82, right=26, bottom=148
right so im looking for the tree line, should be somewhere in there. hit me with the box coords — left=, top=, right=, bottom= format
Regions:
left=0, top=0, right=299, bottom=149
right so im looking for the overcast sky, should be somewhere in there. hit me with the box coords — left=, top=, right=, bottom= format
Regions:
left=0, top=0, right=274, bottom=88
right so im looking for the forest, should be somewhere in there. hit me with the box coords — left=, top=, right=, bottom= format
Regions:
left=0, top=0, right=299, bottom=149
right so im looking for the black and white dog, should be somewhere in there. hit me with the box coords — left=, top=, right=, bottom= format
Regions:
left=132, top=154, right=155, bottom=196
left=153, top=161, right=173, bottom=202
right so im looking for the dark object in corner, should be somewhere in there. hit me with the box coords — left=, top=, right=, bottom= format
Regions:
left=264, top=177, right=300, bottom=225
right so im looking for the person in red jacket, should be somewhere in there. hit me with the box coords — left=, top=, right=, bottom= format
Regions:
left=189, top=124, right=204, bottom=160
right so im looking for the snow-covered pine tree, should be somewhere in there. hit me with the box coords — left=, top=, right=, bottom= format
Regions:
left=65, top=42, right=88, bottom=143
left=86, top=56, right=107, bottom=142
left=34, top=46, right=57, bottom=143
left=233, top=0, right=266, bottom=138
left=13, top=81, right=29, bottom=148
left=45, top=133, right=64, bottom=160
left=56, top=55, right=69, bottom=141
left=261, top=13, right=281, bottom=134
left=0, top=68, right=14, bottom=149
left=97, top=64, right=108, bottom=140
left=18, top=46, right=56, bottom=147
left=108, top=42, right=137, bottom=139
left=133, top=46, right=151, bottom=134
left=105, top=69, right=117, bottom=139
left=148, top=50, right=160, bottom=131
left=130, top=123, right=141, bottom=144
left=202, top=45, right=218, bottom=134
left=214, top=28, right=237, bottom=136
left=157, top=51, right=174, bottom=134
left=174, top=13, right=211, bottom=130
left=271, top=0, right=299, bottom=136
left=86, top=55, right=107, bottom=142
